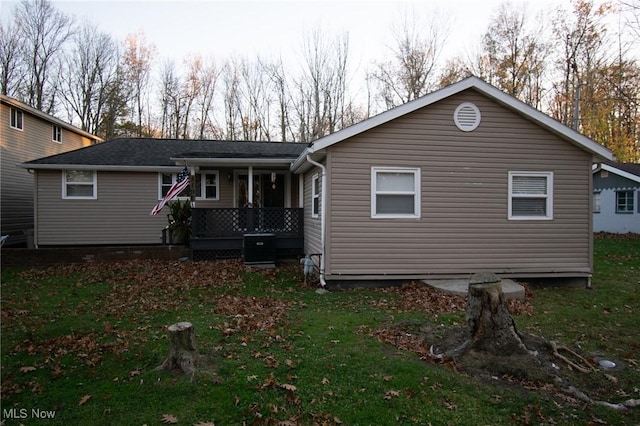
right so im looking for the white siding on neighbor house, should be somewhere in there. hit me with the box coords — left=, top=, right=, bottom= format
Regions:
left=1, top=101, right=95, bottom=244
left=324, top=90, right=593, bottom=280
left=593, top=189, right=640, bottom=233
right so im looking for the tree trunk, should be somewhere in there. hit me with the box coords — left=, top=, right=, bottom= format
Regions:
left=465, top=272, right=532, bottom=356
left=157, top=322, right=199, bottom=376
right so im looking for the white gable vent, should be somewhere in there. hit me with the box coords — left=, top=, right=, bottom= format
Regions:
left=454, top=102, right=481, bottom=132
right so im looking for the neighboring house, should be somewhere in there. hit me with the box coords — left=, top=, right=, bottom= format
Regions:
left=20, top=77, right=614, bottom=286
left=1, top=95, right=102, bottom=246
left=593, top=162, right=640, bottom=234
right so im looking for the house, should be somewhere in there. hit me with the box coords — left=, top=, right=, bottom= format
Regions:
left=20, top=77, right=614, bottom=286
left=292, top=76, right=612, bottom=287
left=1, top=95, right=102, bottom=246
left=19, top=139, right=307, bottom=259
left=593, top=162, right=640, bottom=234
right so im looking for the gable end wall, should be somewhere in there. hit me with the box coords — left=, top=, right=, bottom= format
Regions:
left=324, top=90, right=593, bottom=279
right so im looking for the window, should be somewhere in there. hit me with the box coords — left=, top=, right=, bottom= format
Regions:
left=10, top=107, right=23, bottom=130
left=63, top=170, right=96, bottom=199
left=593, top=191, right=601, bottom=213
left=508, top=172, right=553, bottom=220
left=371, top=167, right=420, bottom=218
left=158, top=171, right=218, bottom=200
left=52, top=125, right=61, bottom=143
left=312, top=174, right=320, bottom=218
left=196, top=172, right=219, bottom=200
left=616, top=190, right=634, bottom=213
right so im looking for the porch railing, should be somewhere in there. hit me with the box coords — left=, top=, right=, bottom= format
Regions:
left=191, top=208, right=304, bottom=238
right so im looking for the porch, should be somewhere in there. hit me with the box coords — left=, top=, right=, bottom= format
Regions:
left=190, top=207, right=304, bottom=261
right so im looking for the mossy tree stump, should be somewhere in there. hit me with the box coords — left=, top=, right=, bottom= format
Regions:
left=157, top=322, right=199, bottom=375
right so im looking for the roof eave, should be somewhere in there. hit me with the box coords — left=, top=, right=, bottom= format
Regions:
left=18, top=164, right=184, bottom=173
left=171, top=157, right=297, bottom=167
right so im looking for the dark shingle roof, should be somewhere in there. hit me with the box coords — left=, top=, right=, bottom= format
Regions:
left=606, top=161, right=640, bottom=178
left=23, top=138, right=308, bottom=167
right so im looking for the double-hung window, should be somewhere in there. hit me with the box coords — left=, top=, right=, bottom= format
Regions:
left=10, top=107, right=23, bottom=130
left=508, top=171, right=553, bottom=220
left=195, top=172, right=219, bottom=200
left=616, top=190, right=634, bottom=213
left=593, top=191, right=601, bottom=213
left=158, top=171, right=219, bottom=200
left=63, top=170, right=97, bottom=199
left=311, top=174, right=320, bottom=218
left=371, top=167, right=420, bottom=218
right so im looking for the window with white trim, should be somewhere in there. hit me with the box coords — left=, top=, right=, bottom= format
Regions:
left=371, top=167, right=420, bottom=218
left=508, top=172, right=553, bottom=220
left=158, top=171, right=219, bottom=200
left=63, top=170, right=96, bottom=199
left=311, top=174, right=320, bottom=218
left=196, top=172, right=219, bottom=200
left=52, top=125, right=61, bottom=143
left=593, top=191, right=601, bottom=213
left=10, top=107, right=23, bottom=130
left=616, top=190, right=634, bottom=213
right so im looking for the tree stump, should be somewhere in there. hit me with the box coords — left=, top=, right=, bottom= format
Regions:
left=465, top=272, right=533, bottom=355
left=444, top=272, right=535, bottom=358
left=157, top=322, right=199, bottom=376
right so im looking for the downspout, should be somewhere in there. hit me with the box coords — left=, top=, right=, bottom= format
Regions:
left=306, top=155, right=327, bottom=287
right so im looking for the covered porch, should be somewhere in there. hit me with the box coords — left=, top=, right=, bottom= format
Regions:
left=170, top=143, right=306, bottom=262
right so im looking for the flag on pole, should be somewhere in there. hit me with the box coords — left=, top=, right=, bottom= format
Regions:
left=151, top=167, right=190, bottom=215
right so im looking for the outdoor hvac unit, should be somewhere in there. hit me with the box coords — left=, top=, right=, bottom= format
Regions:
left=243, top=233, right=276, bottom=267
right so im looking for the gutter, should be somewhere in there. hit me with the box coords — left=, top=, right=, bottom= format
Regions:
left=305, top=155, right=327, bottom=287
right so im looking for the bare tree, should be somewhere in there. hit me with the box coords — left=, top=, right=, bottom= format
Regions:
left=58, top=21, right=119, bottom=135
left=15, top=0, right=74, bottom=112
left=480, top=2, right=550, bottom=108
left=122, top=31, right=156, bottom=136
left=549, top=0, right=611, bottom=127
left=370, top=9, right=448, bottom=109
left=192, top=55, right=221, bottom=139
left=0, top=19, right=24, bottom=97
left=262, top=58, right=292, bottom=141
left=293, top=29, right=352, bottom=142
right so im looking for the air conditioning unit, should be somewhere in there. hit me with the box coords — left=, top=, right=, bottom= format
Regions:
left=243, top=233, right=276, bottom=267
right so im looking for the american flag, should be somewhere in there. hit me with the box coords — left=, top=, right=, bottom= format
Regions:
left=150, top=167, right=190, bottom=215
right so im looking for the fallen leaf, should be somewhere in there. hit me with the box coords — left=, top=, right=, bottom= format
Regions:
left=604, top=374, right=618, bottom=383
left=384, top=390, right=400, bottom=400
left=334, top=417, right=343, bottom=424
left=20, top=366, right=36, bottom=373
left=280, top=383, right=297, bottom=391
left=161, top=413, right=178, bottom=424
left=78, top=394, right=91, bottom=406
left=285, top=359, right=294, bottom=368
left=129, top=370, right=141, bottom=377
left=383, top=375, right=393, bottom=382
left=193, top=423, right=215, bottom=426
left=321, top=377, right=330, bottom=385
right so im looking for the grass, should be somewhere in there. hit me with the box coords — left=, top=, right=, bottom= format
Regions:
left=1, top=234, right=639, bottom=425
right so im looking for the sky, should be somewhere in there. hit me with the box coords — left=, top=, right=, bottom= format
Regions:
left=1, top=0, right=577, bottom=74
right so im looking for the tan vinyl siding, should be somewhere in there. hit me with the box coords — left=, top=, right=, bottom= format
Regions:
left=35, top=169, right=241, bottom=245
left=303, top=167, right=322, bottom=256
left=1, top=101, right=95, bottom=244
left=325, top=90, right=593, bottom=279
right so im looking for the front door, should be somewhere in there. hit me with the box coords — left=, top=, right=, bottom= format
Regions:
left=237, top=172, right=285, bottom=208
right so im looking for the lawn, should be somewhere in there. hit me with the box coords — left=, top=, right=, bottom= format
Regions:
left=1, top=234, right=639, bottom=425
